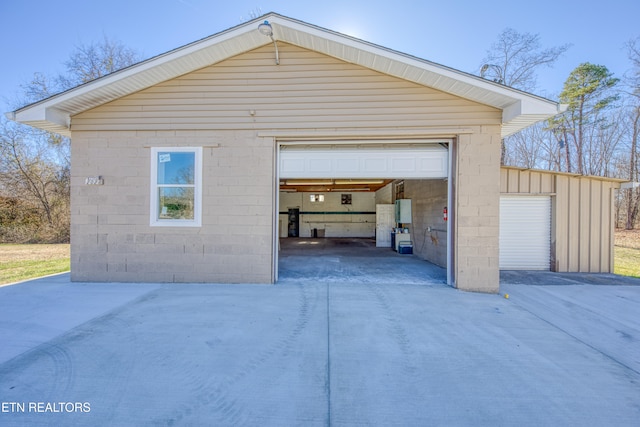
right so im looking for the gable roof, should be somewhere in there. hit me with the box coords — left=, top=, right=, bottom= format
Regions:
left=6, top=12, right=563, bottom=138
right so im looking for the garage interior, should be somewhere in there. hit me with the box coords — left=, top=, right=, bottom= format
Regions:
left=276, top=141, right=452, bottom=284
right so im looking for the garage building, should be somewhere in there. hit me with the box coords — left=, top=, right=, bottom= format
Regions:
left=7, top=13, right=622, bottom=293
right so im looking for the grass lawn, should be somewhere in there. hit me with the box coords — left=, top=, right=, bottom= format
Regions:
left=0, top=231, right=638, bottom=285
left=0, top=244, right=70, bottom=286
left=614, top=229, right=640, bottom=279
left=614, top=246, right=640, bottom=278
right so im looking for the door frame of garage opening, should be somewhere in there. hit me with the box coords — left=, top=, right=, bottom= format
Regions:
left=272, top=137, right=455, bottom=286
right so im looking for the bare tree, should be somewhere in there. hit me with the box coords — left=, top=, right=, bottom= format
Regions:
left=480, top=28, right=570, bottom=165
left=60, top=35, right=140, bottom=88
left=2, top=36, right=140, bottom=242
left=621, top=37, right=640, bottom=229
left=503, top=122, right=548, bottom=168
left=479, top=28, right=571, bottom=92
left=0, top=118, right=69, bottom=241
left=626, top=37, right=640, bottom=94
left=17, top=36, right=140, bottom=107
left=240, top=8, right=263, bottom=23
left=623, top=105, right=640, bottom=228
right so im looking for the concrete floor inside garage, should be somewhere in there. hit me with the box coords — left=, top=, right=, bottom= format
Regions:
left=278, top=237, right=447, bottom=285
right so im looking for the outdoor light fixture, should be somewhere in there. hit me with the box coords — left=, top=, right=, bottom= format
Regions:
left=258, top=20, right=273, bottom=36
left=258, top=20, right=280, bottom=65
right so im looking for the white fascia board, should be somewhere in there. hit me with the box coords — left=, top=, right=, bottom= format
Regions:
left=501, top=97, right=565, bottom=136
left=502, top=101, right=523, bottom=124
left=14, top=106, right=70, bottom=128
left=45, top=108, right=71, bottom=129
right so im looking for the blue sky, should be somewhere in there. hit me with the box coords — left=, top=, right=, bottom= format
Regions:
left=1, top=0, right=638, bottom=112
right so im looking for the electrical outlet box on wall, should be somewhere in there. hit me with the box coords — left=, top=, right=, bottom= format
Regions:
left=395, top=199, right=412, bottom=223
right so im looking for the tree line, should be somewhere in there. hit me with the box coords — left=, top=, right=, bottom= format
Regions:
left=1, top=31, right=639, bottom=243
left=483, top=30, right=639, bottom=229
left=0, top=37, right=139, bottom=242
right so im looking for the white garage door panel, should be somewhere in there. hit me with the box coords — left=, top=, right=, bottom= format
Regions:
left=500, top=196, right=551, bottom=270
left=364, top=158, right=387, bottom=173
left=309, top=159, right=331, bottom=172
left=337, top=158, right=358, bottom=171
left=280, top=145, right=448, bottom=178
left=281, top=158, right=305, bottom=173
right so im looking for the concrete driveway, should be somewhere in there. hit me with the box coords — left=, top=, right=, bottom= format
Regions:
left=0, top=267, right=639, bottom=425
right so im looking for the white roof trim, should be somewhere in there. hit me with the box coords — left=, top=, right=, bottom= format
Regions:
left=8, top=13, right=563, bottom=138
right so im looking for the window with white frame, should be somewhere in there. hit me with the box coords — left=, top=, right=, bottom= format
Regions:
left=150, top=147, right=202, bottom=227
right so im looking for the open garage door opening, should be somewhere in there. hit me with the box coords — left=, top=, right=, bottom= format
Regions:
left=275, top=140, right=454, bottom=285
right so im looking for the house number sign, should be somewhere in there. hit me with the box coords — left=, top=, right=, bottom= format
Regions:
left=85, top=176, right=104, bottom=185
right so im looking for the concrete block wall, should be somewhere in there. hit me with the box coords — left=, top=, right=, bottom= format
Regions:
left=70, top=130, right=274, bottom=283
left=454, top=128, right=502, bottom=293
left=375, top=183, right=393, bottom=205
left=279, top=192, right=376, bottom=237
left=403, top=180, right=448, bottom=268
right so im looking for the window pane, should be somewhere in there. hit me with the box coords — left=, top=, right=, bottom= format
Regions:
left=158, top=187, right=194, bottom=220
left=157, top=152, right=195, bottom=185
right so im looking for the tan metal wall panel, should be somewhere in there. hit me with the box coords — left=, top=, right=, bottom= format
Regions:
left=72, top=43, right=501, bottom=132
left=578, top=179, right=592, bottom=269
left=589, top=182, right=602, bottom=271
left=567, top=177, right=581, bottom=270
left=500, top=167, right=618, bottom=273
left=554, top=176, right=569, bottom=271
left=539, top=172, right=555, bottom=193
left=499, top=168, right=556, bottom=194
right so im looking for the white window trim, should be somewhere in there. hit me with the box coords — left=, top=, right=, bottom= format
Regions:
left=150, top=147, right=202, bottom=227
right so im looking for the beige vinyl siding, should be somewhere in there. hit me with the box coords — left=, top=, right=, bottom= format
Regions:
left=72, top=43, right=500, bottom=131
left=500, top=167, right=620, bottom=273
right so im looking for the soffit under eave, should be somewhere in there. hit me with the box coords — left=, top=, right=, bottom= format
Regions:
left=502, top=115, right=555, bottom=138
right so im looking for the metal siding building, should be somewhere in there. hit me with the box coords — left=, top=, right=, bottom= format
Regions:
left=500, top=166, right=624, bottom=273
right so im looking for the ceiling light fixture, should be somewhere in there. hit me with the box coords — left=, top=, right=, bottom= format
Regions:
left=285, top=180, right=333, bottom=185
left=258, top=20, right=280, bottom=65
left=334, top=179, right=384, bottom=185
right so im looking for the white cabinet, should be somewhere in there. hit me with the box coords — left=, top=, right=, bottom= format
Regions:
left=394, top=233, right=411, bottom=251
left=395, top=199, right=412, bottom=224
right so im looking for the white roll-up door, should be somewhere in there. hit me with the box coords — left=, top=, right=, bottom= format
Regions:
left=499, top=196, right=551, bottom=270
left=279, top=143, right=448, bottom=179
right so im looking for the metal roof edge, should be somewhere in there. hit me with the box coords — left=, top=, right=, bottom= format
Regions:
left=501, top=165, right=628, bottom=183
